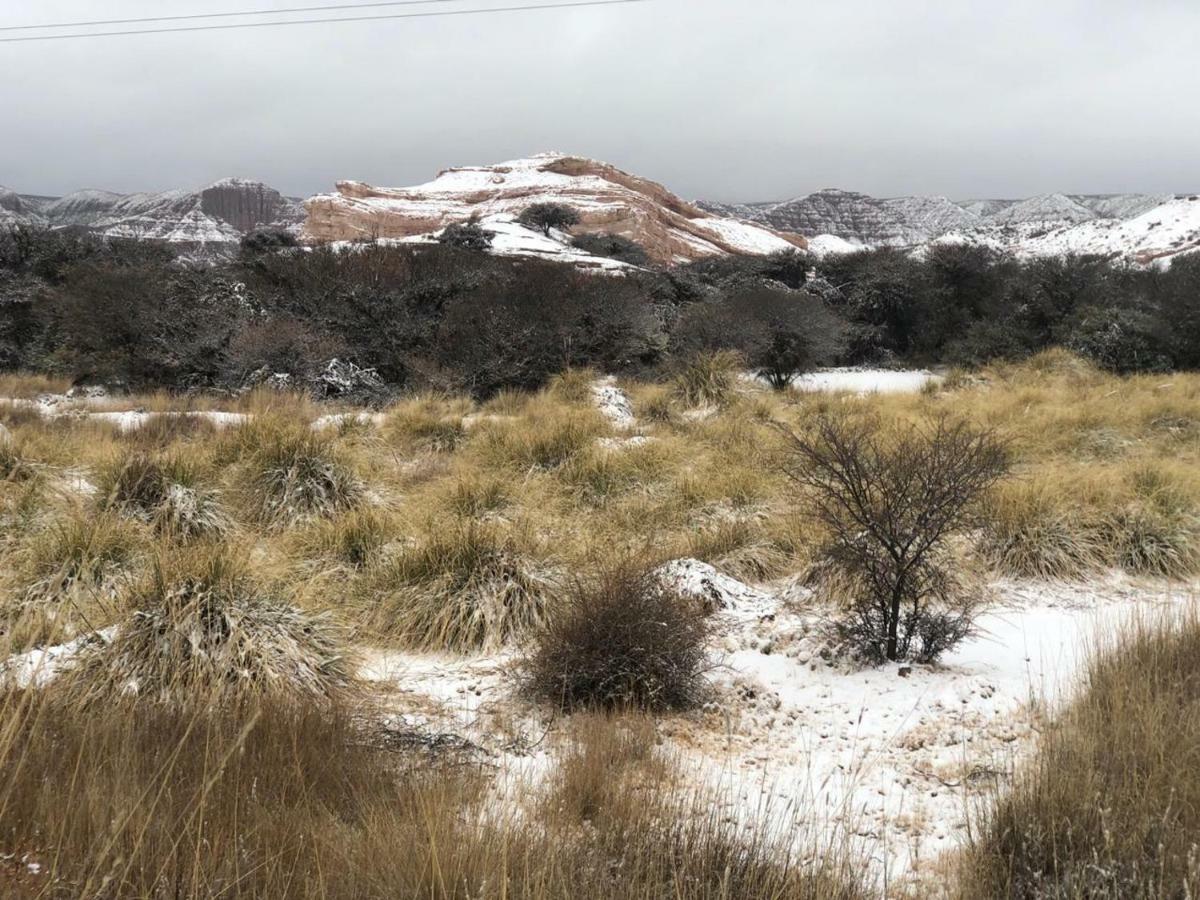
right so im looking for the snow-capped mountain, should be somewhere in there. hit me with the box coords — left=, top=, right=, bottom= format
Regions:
left=935, top=194, right=1200, bottom=265
left=0, top=179, right=304, bottom=247
left=700, top=190, right=978, bottom=247
left=303, top=153, right=807, bottom=265
left=700, top=188, right=1198, bottom=264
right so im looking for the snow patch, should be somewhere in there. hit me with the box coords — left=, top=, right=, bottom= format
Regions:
left=788, top=368, right=942, bottom=394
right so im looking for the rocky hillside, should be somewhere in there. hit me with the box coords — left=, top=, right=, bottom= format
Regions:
left=701, top=188, right=1198, bottom=264
left=302, top=153, right=807, bottom=265
left=0, top=179, right=304, bottom=248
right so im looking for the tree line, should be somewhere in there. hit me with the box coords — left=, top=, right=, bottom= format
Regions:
left=1, top=222, right=1198, bottom=399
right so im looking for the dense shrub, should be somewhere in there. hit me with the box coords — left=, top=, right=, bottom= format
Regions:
left=240, top=227, right=300, bottom=256
left=437, top=219, right=495, bottom=251
left=5, top=224, right=1200, bottom=395
left=525, top=564, right=710, bottom=710
left=570, top=232, right=651, bottom=265
left=674, top=285, right=844, bottom=388
left=432, top=262, right=662, bottom=397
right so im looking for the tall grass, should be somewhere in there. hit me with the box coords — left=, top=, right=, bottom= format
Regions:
left=960, top=608, right=1200, bottom=899
left=0, top=697, right=868, bottom=900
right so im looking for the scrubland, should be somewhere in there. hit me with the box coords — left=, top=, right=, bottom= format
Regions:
left=2, top=350, right=1200, bottom=898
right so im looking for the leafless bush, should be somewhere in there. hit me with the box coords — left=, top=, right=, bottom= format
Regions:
left=780, top=413, right=1010, bottom=663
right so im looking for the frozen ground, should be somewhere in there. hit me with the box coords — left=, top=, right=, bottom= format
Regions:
left=784, top=368, right=942, bottom=394
left=4, top=546, right=1193, bottom=889
left=348, top=572, right=1196, bottom=890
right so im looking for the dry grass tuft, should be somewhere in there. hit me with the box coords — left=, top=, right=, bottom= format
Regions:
left=297, top=506, right=397, bottom=569
left=233, top=419, right=363, bottom=526
left=673, top=350, right=744, bottom=408
left=0, top=693, right=867, bottom=900
left=361, top=524, right=561, bottom=652
left=95, top=450, right=229, bottom=538
left=54, top=545, right=354, bottom=707
left=383, top=393, right=473, bottom=453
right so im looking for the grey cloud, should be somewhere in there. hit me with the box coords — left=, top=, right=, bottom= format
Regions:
left=1, top=0, right=1197, bottom=201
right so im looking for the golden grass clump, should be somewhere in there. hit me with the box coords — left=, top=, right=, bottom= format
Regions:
left=672, top=349, right=744, bottom=408
left=0, top=691, right=868, bottom=900
left=360, top=523, right=560, bottom=652
left=961, top=610, right=1200, bottom=899
left=383, top=392, right=473, bottom=453
left=94, top=449, right=229, bottom=538
left=471, top=399, right=607, bottom=472
left=980, top=479, right=1108, bottom=580
left=54, top=545, right=354, bottom=707
left=0, top=436, right=40, bottom=485
left=296, top=505, right=397, bottom=569
left=232, top=418, right=364, bottom=526
left=1, top=511, right=144, bottom=650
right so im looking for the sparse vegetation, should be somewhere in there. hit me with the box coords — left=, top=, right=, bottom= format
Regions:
left=781, top=413, right=1010, bottom=663
left=0, top=350, right=1199, bottom=897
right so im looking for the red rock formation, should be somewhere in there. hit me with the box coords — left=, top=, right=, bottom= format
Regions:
left=303, top=153, right=806, bottom=264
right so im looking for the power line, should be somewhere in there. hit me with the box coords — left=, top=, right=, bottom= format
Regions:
left=0, top=0, right=648, bottom=42
left=0, top=0, right=475, bottom=33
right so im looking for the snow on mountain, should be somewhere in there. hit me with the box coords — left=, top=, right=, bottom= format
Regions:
left=1022, top=194, right=1200, bottom=263
left=704, top=186, right=1196, bottom=265
left=805, top=233, right=862, bottom=258
left=1073, top=193, right=1174, bottom=220
left=384, top=213, right=635, bottom=271
left=2, top=180, right=303, bottom=247
left=0, top=187, right=46, bottom=227
left=697, top=190, right=978, bottom=246
left=303, top=153, right=807, bottom=265
left=932, top=194, right=1200, bottom=265
left=985, top=192, right=1096, bottom=226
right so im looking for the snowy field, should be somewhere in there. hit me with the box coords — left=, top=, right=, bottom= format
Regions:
left=742, top=368, right=943, bottom=395
left=345, top=573, right=1196, bottom=888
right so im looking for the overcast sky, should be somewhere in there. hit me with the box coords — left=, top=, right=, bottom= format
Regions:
left=2, top=0, right=1198, bottom=202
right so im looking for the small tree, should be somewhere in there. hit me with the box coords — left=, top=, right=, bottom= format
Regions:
left=780, top=414, right=1010, bottom=663
left=437, top=219, right=495, bottom=252
left=518, top=202, right=580, bottom=237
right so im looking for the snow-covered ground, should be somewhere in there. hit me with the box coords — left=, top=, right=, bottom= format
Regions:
left=4, top=536, right=1194, bottom=889
left=789, top=368, right=942, bottom=394
left=347, top=573, right=1195, bottom=889
left=0, top=396, right=251, bottom=432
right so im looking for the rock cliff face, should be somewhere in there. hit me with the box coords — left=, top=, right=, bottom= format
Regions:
left=705, top=190, right=979, bottom=247
left=2, top=180, right=303, bottom=248
left=303, top=154, right=807, bottom=264
left=699, top=189, right=1181, bottom=251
